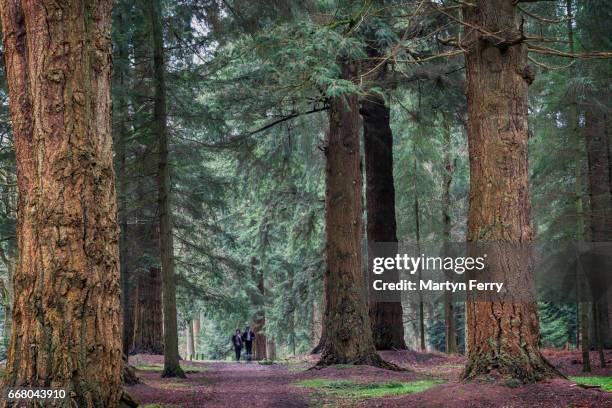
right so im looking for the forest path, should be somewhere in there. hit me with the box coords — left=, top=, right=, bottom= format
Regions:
left=195, top=361, right=309, bottom=407
left=127, top=351, right=612, bottom=408
left=127, top=356, right=310, bottom=408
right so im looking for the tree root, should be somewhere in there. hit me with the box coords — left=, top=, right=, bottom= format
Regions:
left=310, top=336, right=326, bottom=355
left=161, top=365, right=186, bottom=379
left=118, top=391, right=139, bottom=408
left=122, top=363, right=140, bottom=385
left=463, top=353, right=564, bottom=383
left=313, top=351, right=405, bottom=371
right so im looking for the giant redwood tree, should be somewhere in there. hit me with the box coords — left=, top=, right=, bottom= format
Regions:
left=318, top=59, right=387, bottom=367
left=0, top=0, right=126, bottom=405
left=147, top=0, right=185, bottom=378
left=361, top=31, right=407, bottom=352
left=462, top=0, right=558, bottom=381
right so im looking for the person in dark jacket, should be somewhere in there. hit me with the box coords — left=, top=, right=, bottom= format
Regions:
left=231, top=329, right=243, bottom=361
left=242, top=326, right=255, bottom=361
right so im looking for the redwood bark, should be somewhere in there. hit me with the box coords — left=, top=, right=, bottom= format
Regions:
left=462, top=0, right=557, bottom=381
left=361, top=48, right=406, bottom=351
left=0, top=0, right=124, bottom=405
left=318, top=60, right=387, bottom=367
left=146, top=0, right=185, bottom=378
left=131, top=267, right=164, bottom=354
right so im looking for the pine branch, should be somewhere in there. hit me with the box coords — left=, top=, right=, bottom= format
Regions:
left=173, top=106, right=329, bottom=149
left=527, top=44, right=612, bottom=59
left=518, top=5, right=570, bottom=24
left=528, top=56, right=576, bottom=70
left=526, top=35, right=570, bottom=44
left=249, top=107, right=329, bottom=137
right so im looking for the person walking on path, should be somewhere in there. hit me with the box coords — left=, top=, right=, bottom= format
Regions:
left=232, top=329, right=243, bottom=361
left=242, top=326, right=255, bottom=361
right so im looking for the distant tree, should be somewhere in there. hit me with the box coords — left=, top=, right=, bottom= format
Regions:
left=132, top=267, right=164, bottom=354
left=146, top=0, right=185, bottom=378
left=360, top=18, right=407, bottom=352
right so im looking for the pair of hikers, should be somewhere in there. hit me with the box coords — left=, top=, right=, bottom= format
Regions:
left=231, top=326, right=255, bottom=361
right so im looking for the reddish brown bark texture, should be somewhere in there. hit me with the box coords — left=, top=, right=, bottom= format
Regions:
left=462, top=0, right=557, bottom=381
left=131, top=267, right=164, bottom=355
left=361, top=44, right=406, bottom=351
left=0, top=0, right=123, bottom=406
left=318, top=60, right=383, bottom=366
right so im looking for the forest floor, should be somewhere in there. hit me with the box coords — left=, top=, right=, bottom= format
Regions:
left=127, top=350, right=612, bottom=408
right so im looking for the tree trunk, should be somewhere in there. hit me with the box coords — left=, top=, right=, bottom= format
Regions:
left=580, top=300, right=591, bottom=372
left=566, top=0, right=591, bottom=371
left=193, top=314, right=201, bottom=356
left=444, top=295, right=457, bottom=354
left=592, top=302, right=606, bottom=368
left=146, top=0, right=185, bottom=378
left=442, top=123, right=457, bottom=354
left=574, top=0, right=612, bottom=351
left=267, top=339, right=277, bottom=361
left=0, top=279, right=9, bottom=353
left=186, top=319, right=194, bottom=360
left=413, top=158, right=426, bottom=352
left=310, top=298, right=323, bottom=351
left=253, top=322, right=267, bottom=360
left=0, top=245, right=14, bottom=354
left=113, top=3, right=134, bottom=360
left=251, top=258, right=267, bottom=360
left=462, top=0, right=557, bottom=382
left=361, top=52, right=406, bottom=351
left=131, top=267, right=164, bottom=354
left=0, top=1, right=125, bottom=405
left=584, top=106, right=612, bottom=349
left=317, top=59, right=388, bottom=368
left=418, top=300, right=425, bottom=352
left=311, top=294, right=327, bottom=354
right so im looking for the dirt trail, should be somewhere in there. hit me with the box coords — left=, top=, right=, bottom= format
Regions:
left=197, top=362, right=309, bottom=407
left=128, top=358, right=310, bottom=407
left=127, top=351, right=612, bottom=408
